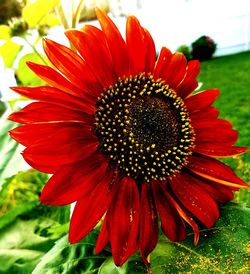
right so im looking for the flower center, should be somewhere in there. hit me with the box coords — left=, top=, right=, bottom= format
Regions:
left=94, top=73, right=194, bottom=183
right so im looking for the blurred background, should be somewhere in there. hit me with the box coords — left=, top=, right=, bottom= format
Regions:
left=0, top=1, right=249, bottom=273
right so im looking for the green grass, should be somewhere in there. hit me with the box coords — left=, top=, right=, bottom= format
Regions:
left=197, top=51, right=250, bottom=203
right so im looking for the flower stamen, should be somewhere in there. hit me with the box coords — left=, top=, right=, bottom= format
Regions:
left=95, top=73, right=195, bottom=183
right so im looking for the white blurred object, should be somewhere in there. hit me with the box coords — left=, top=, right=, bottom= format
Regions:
left=0, top=57, right=19, bottom=102
left=112, top=0, right=250, bottom=55
left=70, top=202, right=76, bottom=217
left=196, top=82, right=203, bottom=91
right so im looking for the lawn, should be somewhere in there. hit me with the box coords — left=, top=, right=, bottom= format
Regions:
left=197, top=51, right=250, bottom=203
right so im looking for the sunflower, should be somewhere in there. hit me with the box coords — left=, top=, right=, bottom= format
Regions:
left=9, top=9, right=249, bottom=266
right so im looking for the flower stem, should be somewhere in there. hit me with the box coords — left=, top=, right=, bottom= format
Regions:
left=23, top=36, right=48, bottom=66
left=72, top=0, right=85, bottom=28
left=55, top=1, right=70, bottom=29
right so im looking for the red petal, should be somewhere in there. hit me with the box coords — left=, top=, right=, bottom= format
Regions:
left=23, top=135, right=98, bottom=170
left=152, top=180, right=186, bottom=242
left=96, top=8, right=129, bottom=77
left=195, top=127, right=238, bottom=146
left=192, top=144, right=249, bottom=158
left=189, top=106, right=219, bottom=121
left=192, top=118, right=232, bottom=129
left=19, top=123, right=98, bottom=171
left=154, top=47, right=172, bottom=80
left=69, top=168, right=114, bottom=243
left=9, top=102, right=94, bottom=124
left=166, top=192, right=200, bottom=245
left=9, top=122, right=89, bottom=147
left=192, top=176, right=234, bottom=203
left=187, top=154, right=249, bottom=189
left=96, top=216, right=109, bottom=254
left=139, top=182, right=158, bottom=265
left=26, top=62, right=94, bottom=101
left=126, top=16, right=149, bottom=75
left=160, top=52, right=187, bottom=90
left=107, top=177, right=140, bottom=266
left=40, top=156, right=108, bottom=205
left=19, top=124, right=97, bottom=174
left=43, top=38, right=101, bottom=95
left=10, top=86, right=95, bottom=114
left=65, top=27, right=117, bottom=89
left=185, top=89, right=220, bottom=112
left=143, top=28, right=156, bottom=74
left=193, top=119, right=238, bottom=146
left=170, top=173, right=219, bottom=228
left=176, top=60, right=200, bottom=99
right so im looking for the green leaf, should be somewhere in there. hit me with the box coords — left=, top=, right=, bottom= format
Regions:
left=39, top=13, right=60, bottom=27
left=0, top=41, right=22, bottom=67
left=0, top=201, right=37, bottom=231
left=17, top=53, right=48, bottom=86
left=22, top=0, right=59, bottom=28
left=0, top=210, right=68, bottom=274
left=233, top=158, right=250, bottom=205
left=0, top=169, right=70, bottom=230
left=150, top=203, right=250, bottom=274
left=32, top=227, right=147, bottom=274
left=0, top=101, right=6, bottom=118
left=0, top=169, right=70, bottom=274
left=0, top=248, right=44, bottom=274
left=0, top=25, right=11, bottom=40
left=98, top=258, right=126, bottom=274
left=98, top=256, right=147, bottom=274
left=0, top=170, right=48, bottom=222
left=32, top=231, right=110, bottom=274
left=0, top=113, right=22, bottom=187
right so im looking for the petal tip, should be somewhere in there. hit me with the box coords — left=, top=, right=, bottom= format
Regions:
left=26, top=61, right=37, bottom=69
left=10, top=86, right=19, bottom=92
left=68, top=233, right=78, bottom=244
left=140, top=253, right=150, bottom=266
left=7, top=113, right=15, bottom=122
left=39, top=195, right=51, bottom=205
left=194, top=235, right=199, bottom=246
left=95, top=7, right=103, bottom=16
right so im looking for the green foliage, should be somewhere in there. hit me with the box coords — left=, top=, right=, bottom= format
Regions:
left=22, top=0, right=60, bottom=28
left=39, top=13, right=60, bottom=29
left=176, top=45, right=191, bottom=60
left=0, top=169, right=70, bottom=274
left=98, top=255, right=147, bottom=274
left=0, top=208, right=69, bottom=274
left=17, top=53, right=48, bottom=86
left=32, top=230, right=146, bottom=274
left=0, top=40, right=22, bottom=67
left=8, top=17, right=29, bottom=36
left=0, top=25, right=11, bottom=40
left=150, top=203, right=250, bottom=274
left=0, top=114, right=21, bottom=187
left=32, top=231, right=109, bottom=274
left=0, top=170, right=47, bottom=217
left=0, top=101, right=6, bottom=118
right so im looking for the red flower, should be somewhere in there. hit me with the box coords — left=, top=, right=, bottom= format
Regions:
left=9, top=9, right=249, bottom=266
